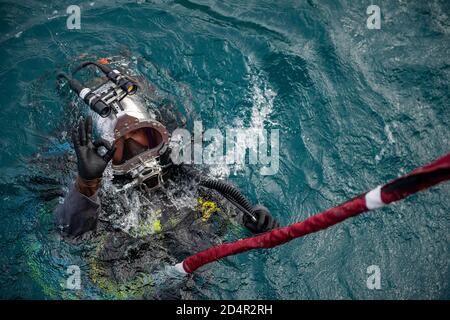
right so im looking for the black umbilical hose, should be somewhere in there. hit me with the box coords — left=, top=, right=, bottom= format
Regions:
left=57, top=72, right=83, bottom=92
left=72, top=61, right=110, bottom=76
left=57, top=72, right=70, bottom=81
left=200, top=179, right=257, bottom=222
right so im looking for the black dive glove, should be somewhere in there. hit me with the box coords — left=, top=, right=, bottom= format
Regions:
left=244, top=205, right=280, bottom=234
left=71, top=116, right=116, bottom=180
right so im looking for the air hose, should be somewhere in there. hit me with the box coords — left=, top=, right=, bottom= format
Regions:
left=71, top=61, right=106, bottom=75
left=200, top=179, right=257, bottom=222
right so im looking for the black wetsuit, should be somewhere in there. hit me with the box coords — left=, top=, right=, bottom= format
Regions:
left=56, top=165, right=247, bottom=299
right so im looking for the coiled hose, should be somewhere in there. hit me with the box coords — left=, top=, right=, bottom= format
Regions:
left=200, top=179, right=257, bottom=222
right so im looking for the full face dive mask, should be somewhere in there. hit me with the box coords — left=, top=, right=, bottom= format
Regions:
left=57, top=61, right=170, bottom=191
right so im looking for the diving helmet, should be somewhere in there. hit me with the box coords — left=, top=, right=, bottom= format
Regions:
left=58, top=61, right=170, bottom=190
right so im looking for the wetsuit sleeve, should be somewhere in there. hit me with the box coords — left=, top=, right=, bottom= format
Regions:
left=55, top=184, right=101, bottom=237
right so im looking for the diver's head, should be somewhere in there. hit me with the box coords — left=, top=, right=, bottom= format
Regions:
left=63, top=60, right=170, bottom=189
left=88, top=80, right=169, bottom=189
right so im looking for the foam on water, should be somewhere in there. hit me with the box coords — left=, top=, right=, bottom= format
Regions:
left=208, top=72, right=277, bottom=178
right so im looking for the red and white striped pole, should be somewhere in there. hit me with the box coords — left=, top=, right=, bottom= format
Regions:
left=173, top=152, right=450, bottom=274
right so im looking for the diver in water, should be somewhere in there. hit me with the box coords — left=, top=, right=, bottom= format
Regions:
left=54, top=60, right=279, bottom=297
left=58, top=115, right=278, bottom=236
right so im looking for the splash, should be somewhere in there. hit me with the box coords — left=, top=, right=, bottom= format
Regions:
left=100, top=167, right=199, bottom=238
left=209, top=72, right=277, bottom=178
left=375, top=124, right=396, bottom=162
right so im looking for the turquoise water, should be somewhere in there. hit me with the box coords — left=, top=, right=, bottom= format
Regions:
left=0, top=0, right=449, bottom=299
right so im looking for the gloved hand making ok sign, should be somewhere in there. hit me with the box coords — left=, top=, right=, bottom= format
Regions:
left=72, top=116, right=116, bottom=181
